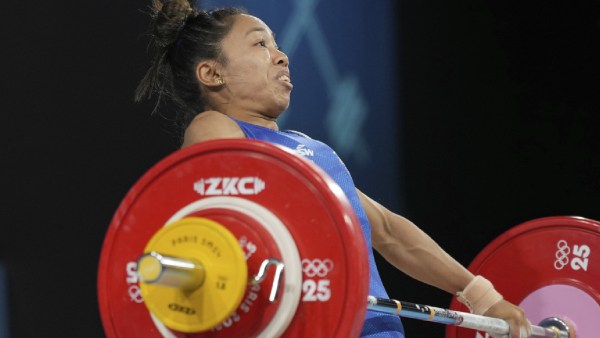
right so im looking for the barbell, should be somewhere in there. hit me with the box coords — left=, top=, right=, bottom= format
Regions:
left=97, top=139, right=599, bottom=337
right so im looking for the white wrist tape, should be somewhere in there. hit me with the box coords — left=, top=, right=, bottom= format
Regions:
left=456, top=275, right=503, bottom=315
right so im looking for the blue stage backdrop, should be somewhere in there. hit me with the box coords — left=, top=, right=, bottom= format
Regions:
left=203, top=0, right=403, bottom=209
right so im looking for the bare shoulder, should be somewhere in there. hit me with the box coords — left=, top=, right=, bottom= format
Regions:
left=182, top=111, right=245, bottom=148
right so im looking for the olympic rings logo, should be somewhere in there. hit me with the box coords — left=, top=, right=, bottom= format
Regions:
left=554, top=240, right=570, bottom=270
left=302, top=258, right=334, bottom=277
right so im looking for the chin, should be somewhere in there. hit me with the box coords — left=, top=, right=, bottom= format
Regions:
left=268, top=109, right=286, bottom=120
left=269, top=100, right=290, bottom=117
left=278, top=97, right=291, bottom=110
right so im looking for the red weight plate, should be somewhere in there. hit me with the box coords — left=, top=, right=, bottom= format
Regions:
left=98, top=139, right=369, bottom=338
left=446, top=216, right=600, bottom=338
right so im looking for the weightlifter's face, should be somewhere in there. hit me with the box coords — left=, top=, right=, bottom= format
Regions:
left=216, top=14, right=292, bottom=119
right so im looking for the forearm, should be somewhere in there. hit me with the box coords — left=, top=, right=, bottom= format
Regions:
left=374, top=219, right=474, bottom=294
left=358, top=189, right=474, bottom=294
left=361, top=191, right=530, bottom=338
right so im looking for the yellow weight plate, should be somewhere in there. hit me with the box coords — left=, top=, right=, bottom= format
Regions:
left=139, top=217, right=248, bottom=333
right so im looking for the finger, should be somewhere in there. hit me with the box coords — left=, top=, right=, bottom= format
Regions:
left=509, top=323, right=521, bottom=338
left=519, top=325, right=528, bottom=338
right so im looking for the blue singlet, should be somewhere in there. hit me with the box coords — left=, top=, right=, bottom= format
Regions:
left=233, top=119, right=405, bottom=337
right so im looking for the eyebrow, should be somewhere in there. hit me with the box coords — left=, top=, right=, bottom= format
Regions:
left=245, top=27, right=276, bottom=39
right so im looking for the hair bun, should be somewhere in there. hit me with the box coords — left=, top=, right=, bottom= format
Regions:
left=150, top=0, right=195, bottom=47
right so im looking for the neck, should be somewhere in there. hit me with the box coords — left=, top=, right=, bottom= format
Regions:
left=210, top=102, right=281, bottom=130
left=229, top=110, right=280, bottom=130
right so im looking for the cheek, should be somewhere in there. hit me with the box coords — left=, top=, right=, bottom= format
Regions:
left=227, top=53, right=270, bottom=80
left=229, top=64, right=268, bottom=89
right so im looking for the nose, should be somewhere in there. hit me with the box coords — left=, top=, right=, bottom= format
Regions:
left=273, top=49, right=289, bottom=67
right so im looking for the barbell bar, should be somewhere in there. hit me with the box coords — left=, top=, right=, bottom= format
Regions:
left=135, top=241, right=572, bottom=338
left=367, top=296, right=571, bottom=338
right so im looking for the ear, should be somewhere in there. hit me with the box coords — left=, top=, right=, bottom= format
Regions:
left=196, top=60, right=224, bottom=87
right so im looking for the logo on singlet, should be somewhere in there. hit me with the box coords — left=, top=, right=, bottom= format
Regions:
left=193, top=177, right=266, bottom=196
left=295, top=144, right=314, bottom=157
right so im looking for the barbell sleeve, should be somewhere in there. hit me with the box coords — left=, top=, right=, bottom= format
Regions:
left=137, top=252, right=206, bottom=291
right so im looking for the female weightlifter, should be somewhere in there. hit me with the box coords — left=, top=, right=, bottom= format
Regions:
left=135, top=1, right=532, bottom=337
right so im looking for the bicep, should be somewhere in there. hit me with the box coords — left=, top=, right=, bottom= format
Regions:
left=357, top=189, right=394, bottom=248
left=357, top=189, right=423, bottom=251
left=181, top=111, right=246, bottom=148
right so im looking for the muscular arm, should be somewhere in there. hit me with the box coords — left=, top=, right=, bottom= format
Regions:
left=181, top=110, right=246, bottom=148
left=357, top=189, right=474, bottom=294
left=359, top=189, right=530, bottom=337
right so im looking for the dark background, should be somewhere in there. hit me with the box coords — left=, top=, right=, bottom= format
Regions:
left=386, top=1, right=600, bottom=336
left=2, top=1, right=599, bottom=337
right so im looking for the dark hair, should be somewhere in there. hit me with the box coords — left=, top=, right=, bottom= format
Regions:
left=135, top=0, right=247, bottom=140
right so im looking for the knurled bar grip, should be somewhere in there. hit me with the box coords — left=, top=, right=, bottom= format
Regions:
left=367, top=296, right=568, bottom=338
